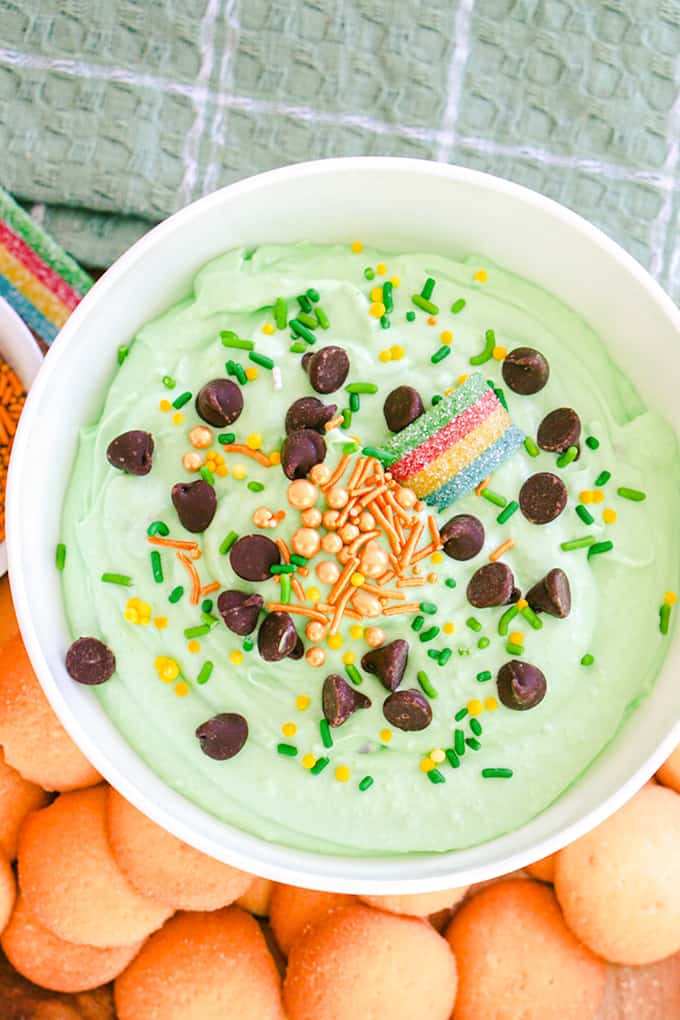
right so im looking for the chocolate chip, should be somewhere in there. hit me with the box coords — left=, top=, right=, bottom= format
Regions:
left=285, top=396, right=338, bottom=434
left=171, top=479, right=217, bottom=533
left=519, top=472, right=567, bottom=524
left=257, top=611, right=298, bottom=661
left=441, top=514, right=485, bottom=561
left=537, top=407, right=581, bottom=454
left=217, top=590, right=264, bottom=635
left=280, top=428, right=326, bottom=480
left=195, top=379, right=244, bottom=428
left=65, top=637, right=115, bottom=686
left=466, top=562, right=515, bottom=608
left=526, top=568, right=571, bottom=618
left=288, top=634, right=305, bottom=660
left=229, top=534, right=280, bottom=581
left=106, top=430, right=154, bottom=476
left=196, top=713, right=248, bottom=760
left=322, top=674, right=372, bottom=727
left=382, top=689, right=432, bottom=731
left=361, top=639, right=409, bottom=692
left=383, top=386, right=425, bottom=433
left=303, top=345, right=350, bottom=394
left=497, top=660, right=546, bottom=710
left=501, top=347, right=550, bottom=395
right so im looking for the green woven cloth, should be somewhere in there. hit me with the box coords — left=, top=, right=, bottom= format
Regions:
left=1, top=0, right=679, bottom=299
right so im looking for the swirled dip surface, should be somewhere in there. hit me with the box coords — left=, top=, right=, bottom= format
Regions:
left=61, top=244, right=680, bottom=854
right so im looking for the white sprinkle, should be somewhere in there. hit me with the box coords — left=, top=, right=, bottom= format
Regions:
left=273, top=366, right=282, bottom=391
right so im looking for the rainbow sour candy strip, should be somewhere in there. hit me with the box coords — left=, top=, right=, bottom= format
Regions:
left=377, top=373, right=524, bottom=510
left=0, top=188, right=92, bottom=344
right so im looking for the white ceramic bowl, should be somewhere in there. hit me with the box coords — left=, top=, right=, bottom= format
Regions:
left=0, top=297, right=43, bottom=577
left=7, top=159, right=680, bottom=892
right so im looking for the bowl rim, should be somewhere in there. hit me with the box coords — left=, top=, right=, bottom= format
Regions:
left=7, top=157, right=680, bottom=892
left=0, top=296, right=43, bottom=577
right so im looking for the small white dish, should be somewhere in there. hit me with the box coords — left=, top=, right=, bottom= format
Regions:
left=0, top=297, right=42, bottom=577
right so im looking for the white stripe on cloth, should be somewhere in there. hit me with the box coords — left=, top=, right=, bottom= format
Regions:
left=0, top=46, right=674, bottom=201
left=179, top=0, right=221, bottom=207
left=436, top=0, right=476, bottom=163
left=202, top=0, right=241, bottom=196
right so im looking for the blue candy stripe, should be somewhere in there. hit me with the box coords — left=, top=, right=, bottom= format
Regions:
left=0, top=274, right=57, bottom=344
left=425, top=426, right=525, bottom=509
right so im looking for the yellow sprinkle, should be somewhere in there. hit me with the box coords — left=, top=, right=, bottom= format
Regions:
left=124, top=608, right=139, bottom=624
left=246, top=432, right=262, bottom=450
left=430, top=551, right=443, bottom=565
left=474, top=269, right=488, bottom=283
left=216, top=465, right=228, bottom=477
left=492, top=345, right=508, bottom=360
left=516, top=598, right=528, bottom=610
left=440, top=330, right=453, bottom=345
left=154, top=617, right=168, bottom=630
left=370, top=286, right=383, bottom=302
left=232, top=464, right=247, bottom=480
left=351, top=240, right=364, bottom=253
left=603, top=508, right=617, bottom=524
left=443, top=622, right=455, bottom=635
left=420, top=757, right=436, bottom=773
left=301, top=753, right=316, bottom=770
left=343, top=651, right=356, bottom=665
left=389, top=275, right=400, bottom=287
left=376, top=262, right=387, bottom=275
left=429, top=748, right=446, bottom=763
left=187, top=640, right=200, bottom=654
left=389, top=345, right=404, bottom=360
left=172, top=412, right=185, bottom=425
left=155, top=657, right=179, bottom=680
left=174, top=681, right=189, bottom=697
left=245, top=366, right=258, bottom=381
left=509, top=631, right=524, bottom=646
left=335, top=765, right=350, bottom=782
left=380, top=728, right=393, bottom=743
left=443, top=386, right=455, bottom=397
left=580, top=490, right=593, bottom=504
left=369, top=301, right=386, bottom=318
left=457, top=373, right=468, bottom=386
left=307, top=586, right=321, bottom=603
left=281, top=721, right=297, bottom=738
left=350, top=572, right=365, bottom=587
left=229, top=650, right=244, bottom=666
left=664, top=591, right=678, bottom=605
left=327, top=634, right=343, bottom=650
left=592, top=490, right=605, bottom=504
left=296, top=694, right=311, bottom=711
left=269, top=450, right=281, bottom=465
left=262, top=322, right=275, bottom=335
left=159, top=399, right=171, bottom=412
left=350, top=624, right=365, bottom=640
left=379, top=349, right=392, bottom=363
left=484, top=696, right=499, bottom=711
left=467, top=698, right=484, bottom=716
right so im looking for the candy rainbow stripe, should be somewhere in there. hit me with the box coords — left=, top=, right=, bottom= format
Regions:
left=0, top=188, right=92, bottom=344
left=378, top=374, right=524, bottom=510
